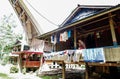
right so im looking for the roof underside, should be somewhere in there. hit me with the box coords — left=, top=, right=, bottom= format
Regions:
left=63, top=8, right=104, bottom=26
left=38, top=4, right=120, bottom=39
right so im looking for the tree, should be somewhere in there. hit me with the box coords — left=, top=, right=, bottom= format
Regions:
left=0, top=13, right=22, bottom=53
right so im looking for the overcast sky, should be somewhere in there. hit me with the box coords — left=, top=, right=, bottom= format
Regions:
left=0, top=0, right=120, bottom=34
left=24, top=0, right=120, bottom=25
left=0, top=0, right=23, bottom=34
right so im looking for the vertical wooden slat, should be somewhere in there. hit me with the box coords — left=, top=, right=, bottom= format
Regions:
left=108, top=13, right=118, bottom=46
left=74, top=27, right=77, bottom=49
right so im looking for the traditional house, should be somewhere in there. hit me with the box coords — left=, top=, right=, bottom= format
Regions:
left=9, top=0, right=48, bottom=73
left=9, top=0, right=120, bottom=78
left=10, top=40, right=43, bottom=73
left=38, top=5, right=117, bottom=51
left=9, top=0, right=58, bottom=51
left=10, top=40, right=29, bottom=65
left=38, top=4, right=120, bottom=79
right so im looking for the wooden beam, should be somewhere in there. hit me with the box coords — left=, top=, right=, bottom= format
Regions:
left=12, top=0, right=18, bottom=7
left=19, top=0, right=42, bottom=35
left=88, top=62, right=120, bottom=66
left=38, top=54, right=43, bottom=73
left=108, top=13, right=118, bottom=46
left=74, top=27, right=77, bottom=49
left=76, top=14, right=116, bottom=29
left=85, top=63, right=89, bottom=79
left=77, top=25, right=110, bottom=37
left=19, top=10, right=25, bottom=19
left=62, top=61, right=66, bottom=79
left=18, top=54, right=22, bottom=73
left=26, top=21, right=32, bottom=39
left=46, top=60, right=64, bottom=63
left=15, top=5, right=22, bottom=15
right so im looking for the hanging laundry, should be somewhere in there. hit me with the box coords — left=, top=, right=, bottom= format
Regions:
left=51, top=35, right=54, bottom=43
left=83, top=48, right=105, bottom=62
left=60, top=33, right=63, bottom=41
left=43, top=42, right=52, bottom=52
left=56, top=33, right=60, bottom=43
left=66, top=50, right=75, bottom=62
left=63, top=31, right=68, bottom=42
left=53, top=35, right=57, bottom=45
left=51, top=35, right=57, bottom=45
left=60, top=31, right=69, bottom=42
left=68, top=30, right=71, bottom=38
left=74, top=50, right=83, bottom=62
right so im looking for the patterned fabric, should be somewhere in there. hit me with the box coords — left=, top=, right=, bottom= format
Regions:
left=83, top=48, right=105, bottom=62
left=44, top=48, right=105, bottom=63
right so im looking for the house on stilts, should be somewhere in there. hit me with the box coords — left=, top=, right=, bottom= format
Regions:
left=9, top=0, right=120, bottom=78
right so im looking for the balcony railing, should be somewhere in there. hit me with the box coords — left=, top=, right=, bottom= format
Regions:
left=22, top=61, right=40, bottom=67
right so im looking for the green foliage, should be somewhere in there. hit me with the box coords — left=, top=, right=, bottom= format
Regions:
left=41, top=75, right=61, bottom=79
left=1, top=55, right=10, bottom=65
left=22, top=67, right=26, bottom=74
left=10, top=66, right=19, bottom=73
left=0, top=73, right=12, bottom=79
left=0, top=14, right=22, bottom=53
left=0, top=73, right=7, bottom=77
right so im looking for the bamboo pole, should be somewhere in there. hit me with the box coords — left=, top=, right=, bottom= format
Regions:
left=108, top=13, right=118, bottom=46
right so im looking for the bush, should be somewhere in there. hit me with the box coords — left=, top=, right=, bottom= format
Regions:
left=1, top=54, right=10, bottom=65
left=22, top=67, right=26, bottom=74
left=10, top=66, right=19, bottom=73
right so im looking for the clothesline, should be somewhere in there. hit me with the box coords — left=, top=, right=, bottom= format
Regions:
left=44, top=48, right=105, bottom=63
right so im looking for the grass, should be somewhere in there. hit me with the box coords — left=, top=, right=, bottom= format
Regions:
left=0, top=73, right=12, bottom=79
left=41, top=75, right=61, bottom=79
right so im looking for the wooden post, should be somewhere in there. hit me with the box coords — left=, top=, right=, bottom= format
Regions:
left=18, top=54, right=22, bottom=73
left=62, top=61, right=66, bottom=79
left=38, top=54, right=43, bottom=72
left=74, top=27, right=77, bottom=49
left=108, top=13, right=118, bottom=46
left=85, top=63, right=89, bottom=79
left=24, top=54, right=27, bottom=74
left=17, top=56, right=21, bottom=73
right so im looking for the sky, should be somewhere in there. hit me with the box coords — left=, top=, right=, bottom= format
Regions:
left=0, top=0, right=120, bottom=34
left=0, top=0, right=23, bottom=34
